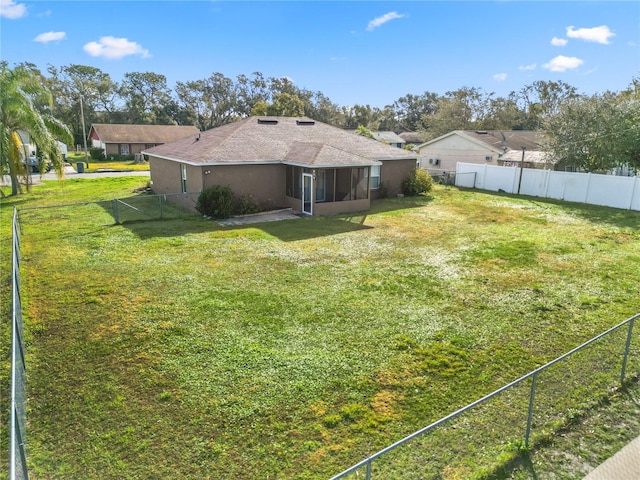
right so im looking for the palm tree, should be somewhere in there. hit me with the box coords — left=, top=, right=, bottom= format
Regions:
left=1, top=62, right=72, bottom=195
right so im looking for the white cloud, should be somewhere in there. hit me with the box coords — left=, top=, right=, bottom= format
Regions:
left=551, top=37, right=568, bottom=47
left=543, top=55, right=584, bottom=72
left=0, top=0, right=27, bottom=19
left=34, top=31, right=66, bottom=43
left=366, top=11, right=405, bottom=31
left=566, top=25, right=615, bottom=44
left=83, top=36, right=151, bottom=60
left=493, top=73, right=507, bottom=81
left=519, top=64, right=537, bottom=71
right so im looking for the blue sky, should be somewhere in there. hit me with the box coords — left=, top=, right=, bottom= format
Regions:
left=1, top=1, right=639, bottom=108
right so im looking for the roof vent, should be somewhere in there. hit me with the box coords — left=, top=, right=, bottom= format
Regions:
left=258, top=119, right=278, bottom=125
left=475, top=130, right=488, bottom=134
left=296, top=120, right=315, bottom=126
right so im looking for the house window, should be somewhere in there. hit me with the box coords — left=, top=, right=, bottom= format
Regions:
left=286, top=165, right=302, bottom=199
left=120, top=144, right=130, bottom=155
left=485, top=155, right=492, bottom=161
left=180, top=164, right=187, bottom=193
left=370, top=165, right=381, bottom=189
left=315, top=169, right=326, bottom=202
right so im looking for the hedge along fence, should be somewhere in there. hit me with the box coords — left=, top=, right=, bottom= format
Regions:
left=456, top=163, right=640, bottom=211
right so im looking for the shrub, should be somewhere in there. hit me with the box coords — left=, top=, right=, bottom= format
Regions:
left=196, top=185, right=234, bottom=219
left=376, top=181, right=390, bottom=199
left=402, top=168, right=433, bottom=196
left=235, top=193, right=260, bottom=215
left=89, top=148, right=105, bottom=161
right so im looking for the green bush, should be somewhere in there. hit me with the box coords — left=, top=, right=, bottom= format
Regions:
left=235, top=193, right=260, bottom=215
left=89, top=148, right=105, bottom=161
left=196, top=185, right=234, bottom=219
left=402, top=168, right=433, bottom=196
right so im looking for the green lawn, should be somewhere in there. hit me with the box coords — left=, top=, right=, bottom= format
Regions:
left=67, top=151, right=150, bottom=172
left=1, top=179, right=639, bottom=479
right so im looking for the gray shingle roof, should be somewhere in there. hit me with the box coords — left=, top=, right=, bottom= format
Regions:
left=90, top=124, right=200, bottom=144
left=372, top=131, right=406, bottom=144
left=144, top=117, right=417, bottom=167
left=460, top=130, right=545, bottom=152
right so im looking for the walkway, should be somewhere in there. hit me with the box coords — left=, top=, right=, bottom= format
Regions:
left=216, top=209, right=301, bottom=226
left=583, top=435, right=640, bottom=479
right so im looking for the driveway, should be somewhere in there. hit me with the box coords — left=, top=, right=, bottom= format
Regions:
left=1, top=166, right=150, bottom=187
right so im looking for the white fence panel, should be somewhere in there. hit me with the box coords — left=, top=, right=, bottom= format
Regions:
left=455, top=163, right=640, bottom=211
left=520, top=169, right=550, bottom=197
left=586, top=175, right=637, bottom=210
left=483, top=166, right=517, bottom=193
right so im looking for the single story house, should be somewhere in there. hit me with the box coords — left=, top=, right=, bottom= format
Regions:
left=371, top=131, right=406, bottom=149
left=417, top=130, right=550, bottom=172
left=398, top=132, right=426, bottom=149
left=88, top=124, right=200, bottom=157
left=144, top=116, right=419, bottom=216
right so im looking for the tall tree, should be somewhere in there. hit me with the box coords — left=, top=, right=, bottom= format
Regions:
left=1, top=62, right=72, bottom=195
left=304, top=92, right=341, bottom=125
left=236, top=72, right=269, bottom=117
left=544, top=93, right=635, bottom=172
left=423, top=87, right=494, bottom=139
left=119, top=72, right=174, bottom=124
left=393, top=92, right=439, bottom=132
left=46, top=64, right=119, bottom=145
left=267, top=92, right=305, bottom=117
left=175, top=72, right=239, bottom=130
left=516, top=80, right=580, bottom=130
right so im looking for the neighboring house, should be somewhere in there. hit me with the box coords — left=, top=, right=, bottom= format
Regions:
left=398, top=132, right=426, bottom=149
left=88, top=124, right=200, bottom=157
left=417, top=130, right=550, bottom=172
left=371, top=131, right=406, bottom=149
left=144, top=116, right=418, bottom=216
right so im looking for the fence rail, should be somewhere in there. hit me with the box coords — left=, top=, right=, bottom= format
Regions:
left=10, top=207, right=29, bottom=480
left=331, top=313, right=639, bottom=479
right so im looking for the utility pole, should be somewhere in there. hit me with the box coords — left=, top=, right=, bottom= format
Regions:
left=80, top=95, right=89, bottom=167
left=517, top=146, right=526, bottom=194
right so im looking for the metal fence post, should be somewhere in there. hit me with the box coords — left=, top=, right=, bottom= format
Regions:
left=525, top=372, right=537, bottom=448
left=159, top=195, right=163, bottom=219
left=112, top=199, right=120, bottom=224
left=366, top=459, right=372, bottom=480
left=620, top=317, right=636, bottom=383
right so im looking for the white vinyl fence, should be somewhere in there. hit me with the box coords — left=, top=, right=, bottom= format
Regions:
left=455, top=163, right=640, bottom=211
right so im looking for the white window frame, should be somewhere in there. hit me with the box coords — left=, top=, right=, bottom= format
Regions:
left=370, top=165, right=381, bottom=190
left=120, top=144, right=130, bottom=155
left=180, top=164, right=187, bottom=193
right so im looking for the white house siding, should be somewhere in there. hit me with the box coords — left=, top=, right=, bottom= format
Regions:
left=418, top=135, right=499, bottom=172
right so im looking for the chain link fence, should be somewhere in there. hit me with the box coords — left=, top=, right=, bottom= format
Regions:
left=330, top=314, right=639, bottom=479
left=10, top=207, right=29, bottom=480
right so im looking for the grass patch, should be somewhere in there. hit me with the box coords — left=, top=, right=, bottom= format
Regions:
left=1, top=183, right=639, bottom=479
left=67, top=152, right=150, bottom=172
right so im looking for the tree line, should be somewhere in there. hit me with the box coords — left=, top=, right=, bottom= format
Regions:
left=2, top=60, right=639, bottom=196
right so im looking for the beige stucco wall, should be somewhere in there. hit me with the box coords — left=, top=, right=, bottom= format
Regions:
left=371, top=158, right=418, bottom=199
left=314, top=199, right=370, bottom=216
left=149, top=156, right=201, bottom=194
left=203, top=164, right=286, bottom=212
